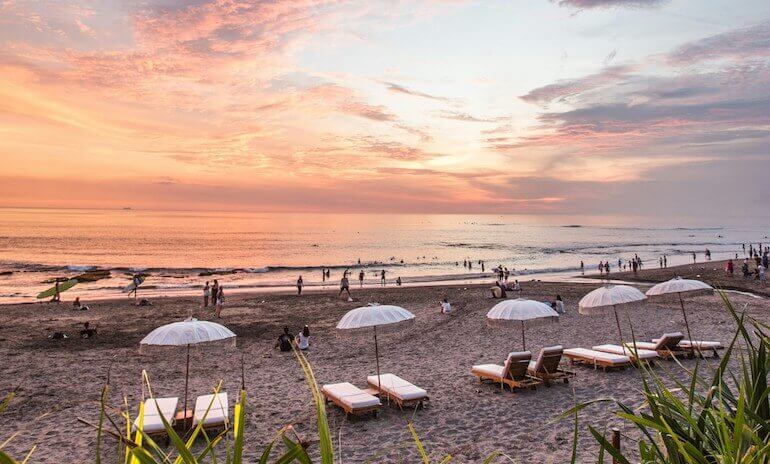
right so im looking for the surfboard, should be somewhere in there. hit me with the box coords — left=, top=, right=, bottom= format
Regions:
left=36, top=279, right=78, bottom=299
left=122, top=276, right=146, bottom=293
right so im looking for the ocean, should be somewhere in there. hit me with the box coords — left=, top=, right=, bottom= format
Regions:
left=0, top=208, right=767, bottom=304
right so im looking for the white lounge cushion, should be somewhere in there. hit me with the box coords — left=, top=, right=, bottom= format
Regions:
left=193, top=393, right=228, bottom=427
left=652, top=338, right=723, bottom=349
left=592, top=344, right=658, bottom=360
left=134, top=397, right=178, bottom=433
left=471, top=364, right=505, bottom=379
left=367, top=374, right=427, bottom=401
left=631, top=341, right=659, bottom=350
left=564, top=348, right=630, bottom=365
left=322, top=382, right=381, bottom=409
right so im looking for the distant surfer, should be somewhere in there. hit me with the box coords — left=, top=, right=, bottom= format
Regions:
left=51, top=278, right=63, bottom=302
left=128, top=274, right=142, bottom=299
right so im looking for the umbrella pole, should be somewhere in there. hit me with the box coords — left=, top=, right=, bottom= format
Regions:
left=678, top=292, right=693, bottom=344
left=374, top=326, right=381, bottom=392
left=521, top=320, right=526, bottom=351
left=613, top=305, right=623, bottom=344
left=184, top=343, right=190, bottom=427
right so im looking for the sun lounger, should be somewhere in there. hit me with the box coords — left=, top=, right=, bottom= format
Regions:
left=563, top=348, right=632, bottom=371
left=651, top=337, right=724, bottom=357
left=322, top=382, right=381, bottom=417
left=629, top=332, right=688, bottom=358
left=366, top=374, right=428, bottom=409
left=526, top=345, right=574, bottom=385
left=192, top=393, right=229, bottom=430
left=592, top=344, right=658, bottom=364
left=472, top=351, right=541, bottom=391
left=134, top=397, right=178, bottom=435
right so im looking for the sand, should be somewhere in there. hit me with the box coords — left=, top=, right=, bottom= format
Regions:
left=0, top=264, right=768, bottom=463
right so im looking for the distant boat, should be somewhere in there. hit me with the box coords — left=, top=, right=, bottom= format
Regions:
left=122, top=207, right=132, bottom=210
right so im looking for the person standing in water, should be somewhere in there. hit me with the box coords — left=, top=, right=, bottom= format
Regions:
left=396, top=276, right=402, bottom=286
left=380, top=270, right=386, bottom=286
left=296, top=276, right=303, bottom=295
left=358, top=270, right=365, bottom=287
left=203, top=281, right=211, bottom=307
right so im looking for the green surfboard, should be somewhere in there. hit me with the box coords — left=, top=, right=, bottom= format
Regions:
left=36, top=278, right=78, bottom=299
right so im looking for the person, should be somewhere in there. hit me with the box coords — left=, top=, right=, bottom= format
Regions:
left=742, top=260, right=750, bottom=278
left=554, top=295, right=565, bottom=314
left=663, top=254, right=667, bottom=268
left=632, top=259, right=638, bottom=274
left=275, top=327, right=295, bottom=352
left=659, top=256, right=663, bottom=268
left=203, top=281, right=211, bottom=307
left=503, top=267, right=509, bottom=281
left=297, top=325, right=310, bottom=350
left=129, top=274, right=142, bottom=299
left=490, top=280, right=507, bottom=299
left=215, top=286, right=224, bottom=317
left=511, top=279, right=521, bottom=293
left=322, top=269, right=326, bottom=282
left=51, top=278, right=62, bottom=302
left=72, top=297, right=89, bottom=311
left=481, top=261, right=485, bottom=272
left=726, top=259, right=734, bottom=275
left=758, top=263, right=766, bottom=287
left=598, top=261, right=603, bottom=275
left=441, top=298, right=452, bottom=314
left=396, top=276, right=402, bottom=286
left=296, top=275, right=303, bottom=295
left=359, top=270, right=365, bottom=287
left=380, top=270, right=386, bottom=286
left=692, top=252, right=697, bottom=264
left=80, top=321, right=97, bottom=338
left=211, top=279, right=219, bottom=306
left=580, top=261, right=584, bottom=274
left=604, top=261, right=610, bottom=274
left=339, top=275, right=351, bottom=298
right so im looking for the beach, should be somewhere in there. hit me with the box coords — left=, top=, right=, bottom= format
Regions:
left=1, top=262, right=768, bottom=463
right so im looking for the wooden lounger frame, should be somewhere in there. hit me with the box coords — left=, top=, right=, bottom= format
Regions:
left=472, top=368, right=541, bottom=391
left=564, top=352, right=630, bottom=371
left=322, top=389, right=380, bottom=418
left=366, top=379, right=428, bottom=410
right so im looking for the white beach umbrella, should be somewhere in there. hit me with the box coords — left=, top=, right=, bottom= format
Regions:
left=486, top=298, right=559, bottom=350
left=336, top=304, right=415, bottom=391
left=646, top=277, right=713, bottom=344
left=140, top=318, right=236, bottom=421
left=579, top=285, right=646, bottom=344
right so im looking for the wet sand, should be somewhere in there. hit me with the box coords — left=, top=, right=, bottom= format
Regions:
left=0, top=269, right=767, bottom=462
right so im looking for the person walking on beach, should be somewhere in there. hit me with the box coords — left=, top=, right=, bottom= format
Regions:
left=598, top=261, right=604, bottom=276
left=663, top=255, right=667, bottom=268
left=51, top=278, right=63, bottom=302
left=380, top=270, right=386, bottom=286
left=580, top=261, right=584, bottom=274
left=203, top=281, right=210, bottom=307
left=726, top=259, right=734, bottom=276
left=339, top=275, right=351, bottom=298
left=215, top=286, right=224, bottom=317
left=128, top=274, right=142, bottom=300
left=296, top=275, right=303, bottom=295
left=358, top=270, right=364, bottom=287
left=758, top=263, right=766, bottom=287
left=211, top=280, right=219, bottom=307
left=604, top=261, right=610, bottom=275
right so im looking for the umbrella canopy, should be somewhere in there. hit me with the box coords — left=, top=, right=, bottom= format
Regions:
left=579, top=285, right=646, bottom=344
left=336, top=304, right=415, bottom=390
left=336, top=304, right=415, bottom=331
left=646, top=277, right=713, bottom=345
left=140, top=318, right=236, bottom=348
left=140, top=318, right=236, bottom=424
left=486, top=298, right=559, bottom=350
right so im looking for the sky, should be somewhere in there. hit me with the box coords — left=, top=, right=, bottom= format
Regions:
left=1, top=0, right=769, bottom=216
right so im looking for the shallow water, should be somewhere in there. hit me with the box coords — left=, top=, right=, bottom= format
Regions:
left=0, top=208, right=766, bottom=303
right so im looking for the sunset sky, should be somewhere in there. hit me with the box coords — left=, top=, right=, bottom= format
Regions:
left=1, top=0, right=769, bottom=215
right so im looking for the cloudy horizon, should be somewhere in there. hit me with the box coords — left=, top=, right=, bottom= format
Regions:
left=1, top=0, right=769, bottom=217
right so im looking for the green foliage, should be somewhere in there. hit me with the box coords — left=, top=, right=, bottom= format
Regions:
left=566, top=290, right=770, bottom=463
